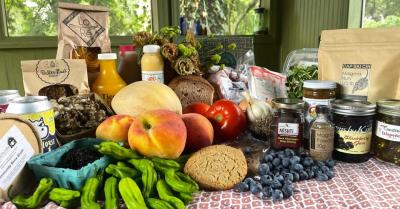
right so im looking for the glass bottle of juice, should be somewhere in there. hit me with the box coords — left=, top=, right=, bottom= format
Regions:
left=141, top=44, right=164, bottom=83
left=92, top=53, right=127, bottom=106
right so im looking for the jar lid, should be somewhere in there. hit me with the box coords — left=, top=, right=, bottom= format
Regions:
left=377, top=99, right=400, bottom=116
left=143, top=45, right=161, bottom=53
left=272, top=98, right=304, bottom=109
left=98, top=53, right=117, bottom=60
left=332, top=99, right=376, bottom=116
left=303, top=80, right=336, bottom=89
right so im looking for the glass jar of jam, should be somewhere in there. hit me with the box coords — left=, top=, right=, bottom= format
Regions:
left=373, top=99, right=400, bottom=165
left=271, top=98, right=304, bottom=150
left=332, top=100, right=376, bottom=163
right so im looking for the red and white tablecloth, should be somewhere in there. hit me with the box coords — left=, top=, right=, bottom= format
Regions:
left=2, top=158, right=399, bottom=209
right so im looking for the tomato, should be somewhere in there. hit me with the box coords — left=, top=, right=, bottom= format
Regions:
left=205, top=100, right=247, bottom=141
left=183, top=103, right=210, bottom=115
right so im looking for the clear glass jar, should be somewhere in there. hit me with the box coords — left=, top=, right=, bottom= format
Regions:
left=271, top=98, right=305, bottom=150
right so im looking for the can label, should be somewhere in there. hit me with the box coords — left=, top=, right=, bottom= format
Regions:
left=21, top=109, right=58, bottom=152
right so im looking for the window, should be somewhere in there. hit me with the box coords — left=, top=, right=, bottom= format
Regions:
left=362, top=0, right=400, bottom=28
left=180, top=0, right=263, bottom=35
left=4, top=0, right=151, bottom=37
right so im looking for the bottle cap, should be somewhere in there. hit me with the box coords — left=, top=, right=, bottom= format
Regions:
left=143, top=45, right=161, bottom=53
left=98, top=53, right=117, bottom=60
left=316, top=105, right=330, bottom=114
left=303, top=80, right=336, bottom=89
left=119, top=45, right=136, bottom=53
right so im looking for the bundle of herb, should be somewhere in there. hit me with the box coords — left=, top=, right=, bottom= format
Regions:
left=286, top=65, right=318, bottom=99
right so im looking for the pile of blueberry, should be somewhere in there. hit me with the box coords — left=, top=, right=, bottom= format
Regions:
left=237, top=148, right=336, bottom=202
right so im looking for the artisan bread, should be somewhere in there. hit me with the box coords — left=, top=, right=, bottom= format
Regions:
left=184, top=145, right=247, bottom=190
left=168, top=75, right=214, bottom=109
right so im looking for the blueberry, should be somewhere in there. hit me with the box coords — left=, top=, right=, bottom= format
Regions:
left=244, top=177, right=255, bottom=185
left=236, top=182, right=249, bottom=191
left=272, top=158, right=281, bottom=167
left=250, top=182, right=263, bottom=194
left=284, top=179, right=293, bottom=186
left=274, top=174, right=284, bottom=182
left=326, top=170, right=335, bottom=179
left=282, top=168, right=290, bottom=174
left=321, top=166, right=330, bottom=173
left=325, top=159, right=336, bottom=168
left=271, top=179, right=282, bottom=189
left=292, top=172, right=300, bottom=182
left=283, top=173, right=294, bottom=182
left=272, top=190, right=284, bottom=202
left=267, top=162, right=273, bottom=170
left=284, top=148, right=295, bottom=157
left=316, top=174, right=329, bottom=181
left=277, top=150, right=284, bottom=156
left=244, top=146, right=252, bottom=155
left=292, top=163, right=304, bottom=172
left=264, top=154, right=274, bottom=162
left=299, top=170, right=309, bottom=180
left=281, top=157, right=290, bottom=168
left=289, top=156, right=301, bottom=165
left=258, top=163, right=270, bottom=175
left=262, top=187, right=273, bottom=198
left=302, top=157, right=314, bottom=167
left=317, top=161, right=325, bottom=168
left=307, top=170, right=315, bottom=178
left=282, top=184, right=294, bottom=198
left=275, top=165, right=284, bottom=172
left=261, top=175, right=273, bottom=185
left=311, top=166, right=319, bottom=173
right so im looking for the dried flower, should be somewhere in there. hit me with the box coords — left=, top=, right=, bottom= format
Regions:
left=186, top=30, right=197, bottom=47
left=173, top=57, right=197, bottom=75
left=133, top=31, right=152, bottom=48
left=151, top=34, right=169, bottom=46
left=161, top=43, right=178, bottom=62
left=190, top=53, right=201, bottom=70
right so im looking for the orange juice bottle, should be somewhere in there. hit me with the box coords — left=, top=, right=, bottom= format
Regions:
left=92, top=53, right=127, bottom=105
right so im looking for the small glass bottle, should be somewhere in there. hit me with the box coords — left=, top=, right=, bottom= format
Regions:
left=309, top=105, right=335, bottom=161
left=141, top=45, right=164, bottom=83
left=92, top=53, right=127, bottom=106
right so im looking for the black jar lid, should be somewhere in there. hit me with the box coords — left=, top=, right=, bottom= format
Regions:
left=272, top=98, right=304, bottom=110
left=332, top=99, right=376, bottom=116
left=377, top=99, right=400, bottom=117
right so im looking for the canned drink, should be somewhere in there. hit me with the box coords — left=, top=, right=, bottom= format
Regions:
left=0, top=90, right=21, bottom=113
left=6, top=96, right=59, bottom=152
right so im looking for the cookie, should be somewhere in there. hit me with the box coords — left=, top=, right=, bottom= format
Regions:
left=184, top=145, right=247, bottom=190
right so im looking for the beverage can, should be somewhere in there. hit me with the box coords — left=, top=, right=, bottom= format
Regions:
left=0, top=90, right=21, bottom=113
left=6, top=96, right=59, bottom=152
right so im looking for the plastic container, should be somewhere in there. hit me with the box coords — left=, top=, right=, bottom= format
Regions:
left=282, top=48, right=318, bottom=75
left=141, top=45, right=164, bottom=83
left=27, top=138, right=111, bottom=190
left=118, top=45, right=139, bottom=84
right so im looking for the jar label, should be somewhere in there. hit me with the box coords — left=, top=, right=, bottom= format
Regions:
left=276, top=123, right=302, bottom=148
left=278, top=123, right=299, bottom=136
left=142, top=71, right=164, bottom=83
left=310, top=129, right=334, bottom=161
left=376, top=121, right=400, bottom=142
left=303, top=98, right=334, bottom=121
left=335, top=130, right=372, bottom=154
left=340, top=64, right=371, bottom=100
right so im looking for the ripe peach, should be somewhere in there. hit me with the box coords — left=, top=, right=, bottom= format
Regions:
left=96, top=115, right=134, bottom=143
left=128, top=110, right=187, bottom=159
left=181, top=113, right=214, bottom=153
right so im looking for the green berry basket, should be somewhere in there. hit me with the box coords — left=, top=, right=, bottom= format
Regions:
left=27, top=138, right=111, bottom=190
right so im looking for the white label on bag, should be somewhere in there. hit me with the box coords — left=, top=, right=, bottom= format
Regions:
left=278, top=123, right=299, bottom=136
left=142, top=71, right=164, bottom=83
left=376, top=121, right=400, bottom=142
left=0, top=125, right=34, bottom=190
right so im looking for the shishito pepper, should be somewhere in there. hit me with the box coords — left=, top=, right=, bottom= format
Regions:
left=105, top=164, right=139, bottom=178
left=11, top=178, right=53, bottom=209
left=81, top=173, right=103, bottom=209
left=156, top=179, right=185, bottom=209
left=175, top=171, right=199, bottom=191
left=178, top=192, right=193, bottom=205
left=147, top=198, right=174, bottom=209
left=95, top=141, right=140, bottom=160
left=48, top=188, right=80, bottom=209
left=119, top=177, right=147, bottom=209
left=128, top=159, right=157, bottom=198
left=151, top=158, right=181, bottom=173
left=104, top=177, right=119, bottom=209
left=164, top=169, right=198, bottom=193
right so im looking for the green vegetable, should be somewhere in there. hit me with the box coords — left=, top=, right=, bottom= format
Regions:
left=128, top=159, right=157, bottom=198
left=119, top=177, right=147, bottom=209
left=49, top=188, right=80, bottom=208
left=177, top=44, right=196, bottom=57
left=175, top=172, right=199, bottom=191
left=175, top=154, right=191, bottom=165
left=11, top=178, right=53, bottom=209
left=95, top=141, right=140, bottom=160
left=164, top=169, right=198, bottom=193
left=178, top=192, right=193, bottom=205
left=106, top=164, right=139, bottom=178
left=151, top=157, right=181, bottom=173
left=286, top=64, right=318, bottom=99
left=159, top=26, right=180, bottom=39
left=147, top=198, right=175, bottom=209
left=81, top=173, right=102, bottom=209
left=156, top=179, right=185, bottom=209
left=104, top=177, right=119, bottom=209
left=210, top=54, right=221, bottom=64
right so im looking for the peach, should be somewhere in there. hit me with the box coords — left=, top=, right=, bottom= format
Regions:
left=181, top=113, right=214, bottom=153
left=128, top=110, right=187, bottom=159
left=96, top=115, right=135, bottom=143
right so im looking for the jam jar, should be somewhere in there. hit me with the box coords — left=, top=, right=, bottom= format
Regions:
left=373, top=99, right=400, bottom=165
left=332, top=100, right=376, bottom=163
left=271, top=98, right=305, bottom=150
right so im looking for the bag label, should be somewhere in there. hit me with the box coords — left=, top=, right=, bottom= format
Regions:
left=36, top=60, right=70, bottom=84
left=0, top=125, right=34, bottom=191
left=340, top=64, right=371, bottom=100
left=142, top=71, right=164, bottom=83
left=376, top=121, right=400, bottom=142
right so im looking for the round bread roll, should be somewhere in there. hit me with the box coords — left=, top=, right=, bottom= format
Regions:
left=184, top=145, right=247, bottom=190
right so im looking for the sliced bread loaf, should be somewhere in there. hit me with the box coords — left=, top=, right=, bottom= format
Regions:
left=168, top=75, right=214, bottom=109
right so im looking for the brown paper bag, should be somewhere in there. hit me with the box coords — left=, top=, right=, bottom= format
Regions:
left=318, top=28, right=400, bottom=102
left=56, top=2, right=111, bottom=85
left=22, top=59, right=90, bottom=99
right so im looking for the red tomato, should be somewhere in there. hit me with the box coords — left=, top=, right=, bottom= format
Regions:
left=205, top=100, right=247, bottom=142
left=183, top=103, right=210, bottom=115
